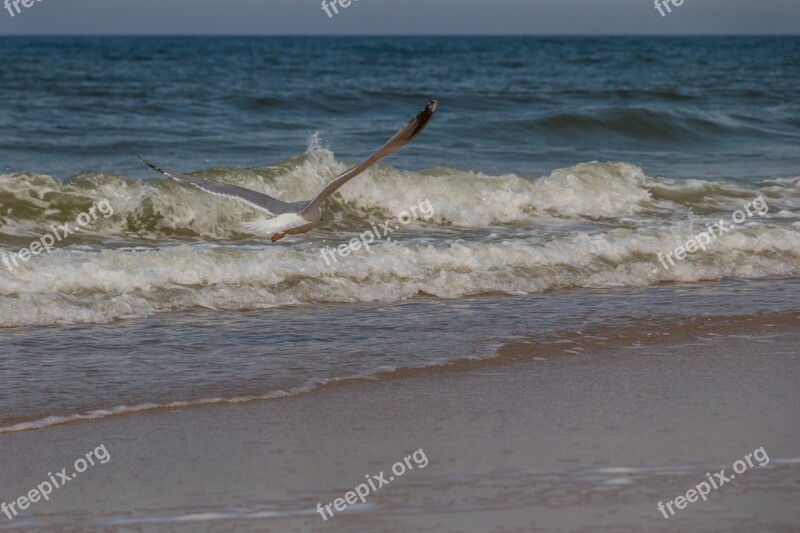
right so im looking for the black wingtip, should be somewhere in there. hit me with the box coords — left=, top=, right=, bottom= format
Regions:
left=408, top=100, right=438, bottom=139
left=419, top=100, right=437, bottom=121
left=136, top=155, right=165, bottom=175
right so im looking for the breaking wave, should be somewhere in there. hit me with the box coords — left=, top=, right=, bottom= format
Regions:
left=1, top=137, right=799, bottom=328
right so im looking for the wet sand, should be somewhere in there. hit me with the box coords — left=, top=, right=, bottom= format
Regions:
left=1, top=315, right=799, bottom=532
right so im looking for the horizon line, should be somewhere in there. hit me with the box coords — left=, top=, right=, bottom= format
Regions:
left=1, top=33, right=799, bottom=38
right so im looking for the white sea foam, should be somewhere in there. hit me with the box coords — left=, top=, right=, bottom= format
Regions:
left=0, top=223, right=797, bottom=328
left=1, top=142, right=798, bottom=328
left=0, top=388, right=296, bottom=434
left=3, top=139, right=794, bottom=239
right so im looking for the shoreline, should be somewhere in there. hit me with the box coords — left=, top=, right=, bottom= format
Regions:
left=1, top=308, right=797, bottom=435
left=2, top=312, right=799, bottom=531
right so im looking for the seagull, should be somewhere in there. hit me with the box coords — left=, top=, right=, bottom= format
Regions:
left=138, top=100, right=437, bottom=243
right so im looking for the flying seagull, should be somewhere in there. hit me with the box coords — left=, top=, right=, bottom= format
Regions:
left=138, top=100, right=437, bottom=243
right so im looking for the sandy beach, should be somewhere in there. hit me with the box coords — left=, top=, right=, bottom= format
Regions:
left=2, top=312, right=798, bottom=532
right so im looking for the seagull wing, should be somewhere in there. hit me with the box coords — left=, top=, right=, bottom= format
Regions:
left=302, top=100, right=438, bottom=213
left=137, top=156, right=307, bottom=216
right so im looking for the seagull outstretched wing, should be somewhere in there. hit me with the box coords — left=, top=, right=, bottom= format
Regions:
left=137, top=156, right=307, bottom=216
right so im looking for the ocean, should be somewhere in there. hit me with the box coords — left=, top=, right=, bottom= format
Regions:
left=0, top=36, right=799, bottom=433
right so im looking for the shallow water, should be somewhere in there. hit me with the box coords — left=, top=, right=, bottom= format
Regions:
left=1, top=277, right=797, bottom=433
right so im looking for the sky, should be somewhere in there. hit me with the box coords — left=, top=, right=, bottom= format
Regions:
left=0, top=0, right=798, bottom=35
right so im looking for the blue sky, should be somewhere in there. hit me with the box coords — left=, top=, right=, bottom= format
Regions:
left=1, top=0, right=798, bottom=35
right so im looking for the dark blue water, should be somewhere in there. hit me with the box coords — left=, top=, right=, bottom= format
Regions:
left=1, top=36, right=799, bottom=180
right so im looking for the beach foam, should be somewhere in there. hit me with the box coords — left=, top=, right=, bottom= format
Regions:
left=1, top=140, right=798, bottom=327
